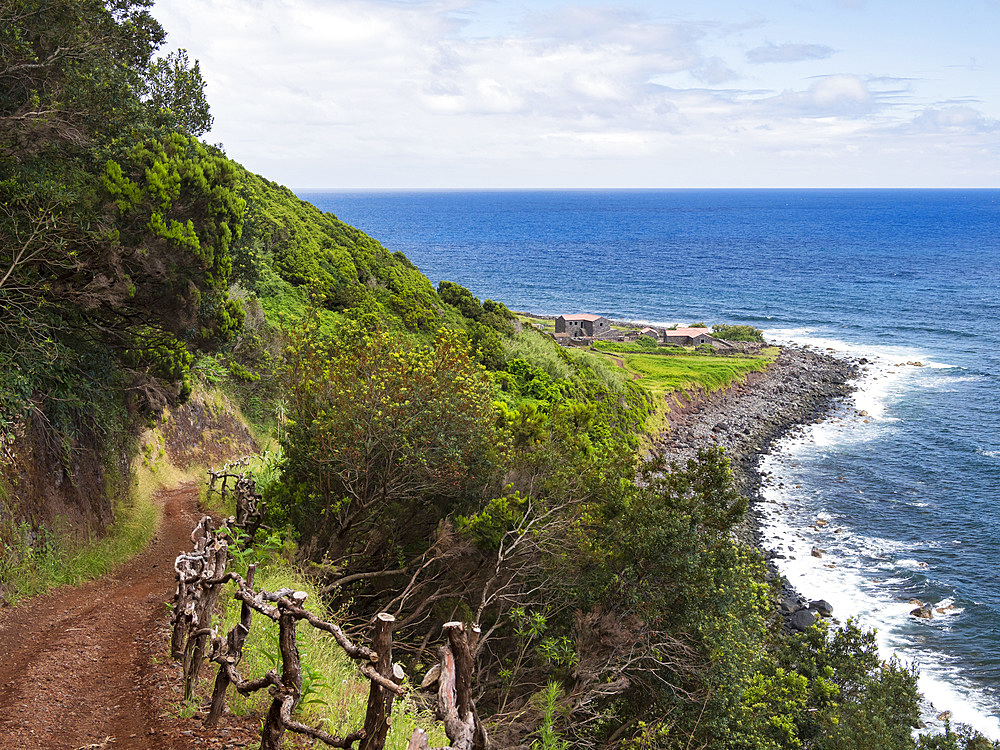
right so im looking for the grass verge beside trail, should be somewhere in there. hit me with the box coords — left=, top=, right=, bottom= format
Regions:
left=0, top=390, right=240, bottom=603
left=0, top=434, right=200, bottom=603
left=189, top=450, right=450, bottom=747
left=203, top=555, right=449, bottom=748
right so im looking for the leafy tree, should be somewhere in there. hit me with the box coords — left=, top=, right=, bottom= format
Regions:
left=278, top=311, right=507, bottom=560
left=0, top=0, right=166, bottom=161
left=144, top=49, right=213, bottom=136
left=0, top=0, right=239, bottom=431
left=776, top=621, right=921, bottom=750
left=438, top=280, right=515, bottom=336
left=438, top=280, right=483, bottom=321
left=713, top=324, right=765, bottom=343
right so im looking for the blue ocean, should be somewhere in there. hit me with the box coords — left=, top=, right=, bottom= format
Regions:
left=298, top=189, right=1000, bottom=735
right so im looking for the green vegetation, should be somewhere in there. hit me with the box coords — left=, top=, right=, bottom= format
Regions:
left=0, top=427, right=198, bottom=603
left=209, top=546, right=449, bottom=747
left=275, top=312, right=506, bottom=561
left=2, top=4, right=995, bottom=749
left=592, top=338, right=663, bottom=355
left=588, top=341, right=774, bottom=433
left=713, top=323, right=766, bottom=342
left=232, top=168, right=446, bottom=334
left=622, top=351, right=773, bottom=395
left=515, top=312, right=556, bottom=332
left=594, top=340, right=673, bottom=355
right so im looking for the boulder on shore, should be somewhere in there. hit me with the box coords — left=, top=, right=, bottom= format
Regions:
left=809, top=599, right=834, bottom=617
left=790, top=609, right=816, bottom=631
left=910, top=604, right=934, bottom=620
left=779, top=596, right=801, bottom=614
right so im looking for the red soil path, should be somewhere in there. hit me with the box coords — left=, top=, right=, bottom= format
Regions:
left=0, top=483, right=262, bottom=750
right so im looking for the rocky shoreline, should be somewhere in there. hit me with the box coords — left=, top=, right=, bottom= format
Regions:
left=654, top=343, right=860, bottom=628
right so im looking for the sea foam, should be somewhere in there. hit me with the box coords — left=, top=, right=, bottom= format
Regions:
left=758, top=330, right=1000, bottom=739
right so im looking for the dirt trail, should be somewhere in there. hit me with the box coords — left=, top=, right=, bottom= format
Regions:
left=600, top=352, right=643, bottom=381
left=0, top=483, right=203, bottom=750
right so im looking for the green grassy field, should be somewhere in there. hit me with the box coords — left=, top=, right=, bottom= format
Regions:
left=622, top=352, right=773, bottom=396
left=593, top=340, right=670, bottom=354
left=584, top=347, right=776, bottom=439
left=513, top=312, right=555, bottom=332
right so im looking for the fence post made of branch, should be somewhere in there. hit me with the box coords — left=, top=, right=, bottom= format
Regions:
left=207, top=457, right=265, bottom=539
left=171, top=466, right=484, bottom=750
left=406, top=622, right=484, bottom=750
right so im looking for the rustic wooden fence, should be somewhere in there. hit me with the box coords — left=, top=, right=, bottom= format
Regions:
left=169, top=468, right=482, bottom=750
left=206, top=457, right=265, bottom=538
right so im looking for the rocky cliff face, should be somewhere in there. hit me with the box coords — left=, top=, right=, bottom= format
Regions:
left=156, top=393, right=258, bottom=471
left=1, top=391, right=257, bottom=540
left=1, top=416, right=128, bottom=538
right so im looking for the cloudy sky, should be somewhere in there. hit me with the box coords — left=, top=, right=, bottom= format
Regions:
left=151, top=0, right=1000, bottom=188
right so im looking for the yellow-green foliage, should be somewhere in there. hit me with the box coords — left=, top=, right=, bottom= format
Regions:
left=621, top=352, right=773, bottom=396
left=233, top=169, right=443, bottom=333
left=215, top=557, right=448, bottom=748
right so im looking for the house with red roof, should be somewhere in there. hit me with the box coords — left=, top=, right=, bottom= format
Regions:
left=662, top=327, right=719, bottom=346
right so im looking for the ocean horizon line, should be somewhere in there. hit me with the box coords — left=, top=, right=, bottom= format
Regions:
left=296, top=186, right=1000, bottom=193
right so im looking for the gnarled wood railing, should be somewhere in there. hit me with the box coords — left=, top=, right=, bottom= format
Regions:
left=171, top=467, right=484, bottom=749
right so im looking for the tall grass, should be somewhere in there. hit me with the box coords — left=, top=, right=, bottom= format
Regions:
left=504, top=330, right=574, bottom=380
left=623, top=352, right=772, bottom=396
left=504, top=329, right=632, bottom=393
left=564, top=346, right=629, bottom=390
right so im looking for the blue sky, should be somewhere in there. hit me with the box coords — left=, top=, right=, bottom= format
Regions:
left=152, top=0, right=1000, bottom=188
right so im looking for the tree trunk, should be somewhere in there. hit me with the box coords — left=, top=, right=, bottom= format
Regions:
left=437, top=622, right=476, bottom=750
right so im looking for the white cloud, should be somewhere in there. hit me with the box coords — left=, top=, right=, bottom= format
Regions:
left=905, top=106, right=1000, bottom=134
left=788, top=74, right=874, bottom=116
left=747, top=42, right=836, bottom=64
left=151, top=0, right=1000, bottom=187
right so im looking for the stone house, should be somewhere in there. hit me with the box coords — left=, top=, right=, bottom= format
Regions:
left=662, top=327, right=718, bottom=346
left=555, top=314, right=613, bottom=339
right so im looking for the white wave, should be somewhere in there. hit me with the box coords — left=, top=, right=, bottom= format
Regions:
left=933, top=598, right=964, bottom=616
left=762, top=517, right=1000, bottom=737
left=764, top=327, right=956, bottom=371
left=754, top=328, right=1000, bottom=737
left=978, top=449, right=1000, bottom=459
left=760, top=438, right=1000, bottom=737
left=896, top=558, right=931, bottom=571
left=918, top=670, right=1000, bottom=738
